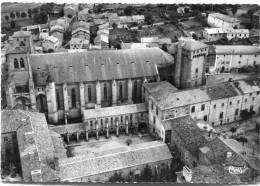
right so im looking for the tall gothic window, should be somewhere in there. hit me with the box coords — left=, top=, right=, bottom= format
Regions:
left=71, top=88, right=76, bottom=108
left=14, top=58, right=19, bottom=69
left=20, top=58, right=25, bottom=68
left=119, top=82, right=123, bottom=100
left=88, top=86, right=92, bottom=101
left=104, top=84, right=107, bottom=101
left=56, top=90, right=61, bottom=110
left=133, top=81, right=138, bottom=102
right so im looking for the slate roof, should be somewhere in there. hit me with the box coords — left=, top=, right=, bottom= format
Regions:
left=144, top=81, right=178, bottom=100
left=214, top=45, right=260, bottom=54
left=152, top=87, right=210, bottom=110
left=29, top=48, right=174, bottom=86
left=162, top=116, right=208, bottom=157
left=205, top=82, right=240, bottom=100
left=58, top=141, right=172, bottom=181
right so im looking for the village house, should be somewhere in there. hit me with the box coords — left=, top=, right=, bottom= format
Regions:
left=42, top=36, right=60, bottom=52
left=207, top=13, right=240, bottom=28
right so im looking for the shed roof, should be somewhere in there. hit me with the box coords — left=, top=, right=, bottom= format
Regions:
left=59, top=141, right=172, bottom=181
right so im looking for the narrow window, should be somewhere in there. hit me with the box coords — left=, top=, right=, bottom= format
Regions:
left=203, top=115, right=207, bottom=121
left=119, top=82, right=123, bottom=100
left=20, top=58, right=25, bottom=68
left=219, top=112, right=223, bottom=119
left=71, top=88, right=76, bottom=108
left=201, top=104, right=205, bottom=111
left=104, top=83, right=107, bottom=101
left=14, top=58, right=19, bottom=69
left=235, top=109, right=239, bottom=115
left=191, top=106, right=195, bottom=113
left=88, top=86, right=92, bottom=101
left=56, top=90, right=61, bottom=109
left=195, top=68, right=198, bottom=73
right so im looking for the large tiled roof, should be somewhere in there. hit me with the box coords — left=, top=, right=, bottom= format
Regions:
left=29, top=48, right=174, bottom=86
left=214, top=45, right=260, bottom=54
left=58, top=141, right=172, bottom=181
left=209, top=13, right=240, bottom=23
left=205, top=82, right=240, bottom=100
left=153, top=87, right=210, bottom=110
left=162, top=116, right=208, bottom=156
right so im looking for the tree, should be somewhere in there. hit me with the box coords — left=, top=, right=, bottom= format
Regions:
left=10, top=21, right=16, bottom=28
left=239, top=136, right=248, bottom=146
left=21, top=12, right=27, bottom=18
left=112, top=22, right=118, bottom=30
left=192, top=33, right=198, bottom=40
left=10, top=12, right=15, bottom=19
left=33, top=12, right=48, bottom=24
left=169, top=11, right=178, bottom=25
left=126, top=138, right=132, bottom=146
left=230, top=127, right=237, bottom=137
left=232, top=5, right=238, bottom=15
left=16, top=12, right=20, bottom=18
left=184, top=7, right=190, bottom=14
left=109, top=172, right=125, bottom=182
left=32, top=8, right=39, bottom=14
left=256, top=123, right=260, bottom=134
left=124, top=6, right=133, bottom=16
left=247, top=9, right=255, bottom=19
left=94, top=4, right=104, bottom=13
left=28, top=9, right=32, bottom=17
left=162, top=44, right=168, bottom=52
left=141, top=165, right=153, bottom=182
left=5, top=16, right=9, bottom=21
left=240, top=109, right=255, bottom=120
left=40, top=3, right=55, bottom=14
left=145, top=14, right=154, bottom=25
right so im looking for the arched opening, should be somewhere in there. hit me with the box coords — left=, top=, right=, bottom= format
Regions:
left=220, top=66, right=225, bottom=73
left=14, top=58, right=19, bottom=69
left=15, top=96, right=30, bottom=108
left=36, top=94, right=48, bottom=113
left=20, top=58, right=25, bottom=69
left=119, top=82, right=123, bottom=100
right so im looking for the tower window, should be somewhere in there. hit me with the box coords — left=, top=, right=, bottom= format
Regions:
left=201, top=104, right=205, bottom=111
left=14, top=58, right=19, bottom=69
left=195, top=68, right=198, bottom=73
left=56, top=90, right=61, bottom=109
left=191, top=106, right=195, bottom=113
left=219, top=112, right=224, bottom=119
left=20, top=58, right=25, bottom=68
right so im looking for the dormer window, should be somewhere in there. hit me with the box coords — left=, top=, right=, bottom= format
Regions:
left=14, top=58, right=19, bottom=69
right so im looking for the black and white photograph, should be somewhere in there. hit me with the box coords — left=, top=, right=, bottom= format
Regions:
left=1, top=0, right=260, bottom=184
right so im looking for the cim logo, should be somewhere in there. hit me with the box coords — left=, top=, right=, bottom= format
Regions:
left=227, top=165, right=248, bottom=174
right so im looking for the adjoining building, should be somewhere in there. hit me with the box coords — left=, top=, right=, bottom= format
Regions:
left=207, top=13, right=240, bottom=28
left=1, top=110, right=58, bottom=182
left=144, top=79, right=260, bottom=135
left=208, top=45, right=260, bottom=74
